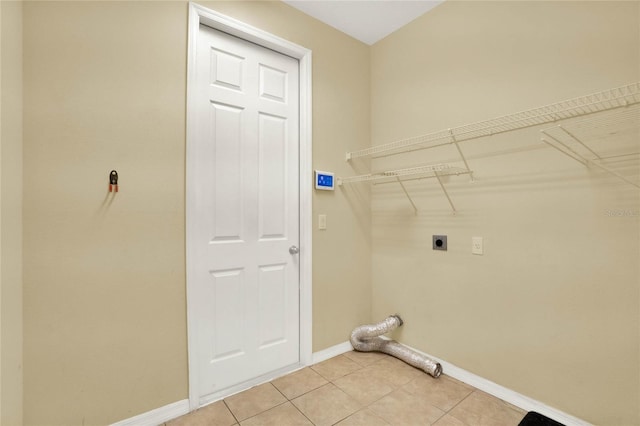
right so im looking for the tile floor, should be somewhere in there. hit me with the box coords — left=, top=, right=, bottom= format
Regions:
left=166, top=351, right=526, bottom=426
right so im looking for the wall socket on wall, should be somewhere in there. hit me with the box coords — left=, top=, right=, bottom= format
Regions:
left=318, top=214, right=327, bottom=230
left=432, top=235, right=447, bottom=251
left=472, top=237, right=483, bottom=255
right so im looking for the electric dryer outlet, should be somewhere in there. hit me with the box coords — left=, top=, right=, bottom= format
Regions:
left=433, top=235, right=447, bottom=251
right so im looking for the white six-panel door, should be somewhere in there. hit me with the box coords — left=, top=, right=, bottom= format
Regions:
left=191, top=24, right=300, bottom=403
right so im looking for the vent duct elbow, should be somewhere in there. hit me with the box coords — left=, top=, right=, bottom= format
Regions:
left=350, top=315, right=442, bottom=378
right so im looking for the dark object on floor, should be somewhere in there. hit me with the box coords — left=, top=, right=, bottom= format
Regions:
left=519, top=411, right=565, bottom=426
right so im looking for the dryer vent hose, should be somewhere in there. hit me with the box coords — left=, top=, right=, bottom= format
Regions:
left=349, top=315, right=442, bottom=378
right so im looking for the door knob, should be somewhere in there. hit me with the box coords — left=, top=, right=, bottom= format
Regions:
left=289, top=245, right=299, bottom=255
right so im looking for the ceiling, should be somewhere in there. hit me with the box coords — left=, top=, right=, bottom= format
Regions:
left=283, top=0, right=444, bottom=45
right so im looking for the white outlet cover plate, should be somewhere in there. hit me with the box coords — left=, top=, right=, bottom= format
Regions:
left=472, top=237, right=483, bottom=255
left=318, top=214, right=327, bottom=230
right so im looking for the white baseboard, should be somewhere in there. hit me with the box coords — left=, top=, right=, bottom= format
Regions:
left=110, top=399, right=189, bottom=426
left=110, top=346, right=344, bottom=426
left=311, top=340, right=353, bottom=364
left=394, top=341, right=592, bottom=426
left=113, top=341, right=590, bottom=426
left=440, top=360, right=591, bottom=426
left=317, top=340, right=591, bottom=426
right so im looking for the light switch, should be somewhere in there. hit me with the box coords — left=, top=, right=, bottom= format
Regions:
left=318, top=214, right=327, bottom=230
left=472, top=237, right=483, bottom=255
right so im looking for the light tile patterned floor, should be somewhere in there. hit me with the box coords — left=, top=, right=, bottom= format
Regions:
left=166, top=351, right=526, bottom=426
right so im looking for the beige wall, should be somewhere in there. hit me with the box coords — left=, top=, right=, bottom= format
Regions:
left=370, top=2, right=639, bottom=425
left=22, top=1, right=370, bottom=425
left=21, top=1, right=639, bottom=425
left=1, top=1, right=24, bottom=424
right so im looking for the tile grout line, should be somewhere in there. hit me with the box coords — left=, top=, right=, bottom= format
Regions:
left=270, top=374, right=326, bottom=426
left=273, top=367, right=325, bottom=395
left=440, top=389, right=476, bottom=426
left=294, top=386, right=324, bottom=401
left=292, top=403, right=318, bottom=426
left=313, top=354, right=489, bottom=426
left=430, top=411, right=448, bottom=425
left=243, top=399, right=292, bottom=424
left=329, top=411, right=358, bottom=426
left=237, top=383, right=292, bottom=424
left=271, top=381, right=289, bottom=401
left=334, top=357, right=400, bottom=420
left=324, top=378, right=367, bottom=426
left=204, top=352, right=528, bottom=426
left=325, top=358, right=398, bottom=425
left=222, top=399, right=242, bottom=425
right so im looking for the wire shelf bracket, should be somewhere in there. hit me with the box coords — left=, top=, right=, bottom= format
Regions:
left=338, top=164, right=472, bottom=213
left=541, top=128, right=640, bottom=189
left=539, top=104, right=640, bottom=189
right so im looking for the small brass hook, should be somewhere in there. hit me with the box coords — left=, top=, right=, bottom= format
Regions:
left=109, top=170, right=119, bottom=193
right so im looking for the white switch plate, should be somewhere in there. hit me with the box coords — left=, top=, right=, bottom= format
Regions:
left=472, top=237, right=483, bottom=255
left=318, top=214, right=327, bottom=230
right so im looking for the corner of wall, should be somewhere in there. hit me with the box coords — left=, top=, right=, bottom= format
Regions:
left=0, top=0, right=4, bottom=417
left=368, top=2, right=639, bottom=424
left=0, top=0, right=24, bottom=424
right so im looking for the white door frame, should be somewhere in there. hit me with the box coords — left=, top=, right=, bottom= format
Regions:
left=185, top=2, right=313, bottom=410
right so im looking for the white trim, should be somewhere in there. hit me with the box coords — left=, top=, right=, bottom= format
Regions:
left=312, top=341, right=353, bottom=364
left=110, top=399, right=189, bottom=426
left=397, top=341, right=592, bottom=426
left=186, top=2, right=313, bottom=412
left=298, top=41, right=313, bottom=368
left=112, top=342, right=591, bottom=426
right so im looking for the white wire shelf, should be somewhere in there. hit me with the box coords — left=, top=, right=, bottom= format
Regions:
left=338, top=163, right=470, bottom=185
left=338, top=164, right=472, bottom=213
left=540, top=103, right=640, bottom=189
left=346, top=82, right=640, bottom=161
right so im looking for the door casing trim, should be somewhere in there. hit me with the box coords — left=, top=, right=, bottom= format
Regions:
left=185, top=2, right=313, bottom=410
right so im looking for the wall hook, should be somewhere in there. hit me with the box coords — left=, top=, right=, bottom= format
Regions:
left=109, top=170, right=119, bottom=193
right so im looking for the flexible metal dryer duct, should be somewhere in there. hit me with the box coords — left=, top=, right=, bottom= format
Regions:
left=350, top=315, right=442, bottom=378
